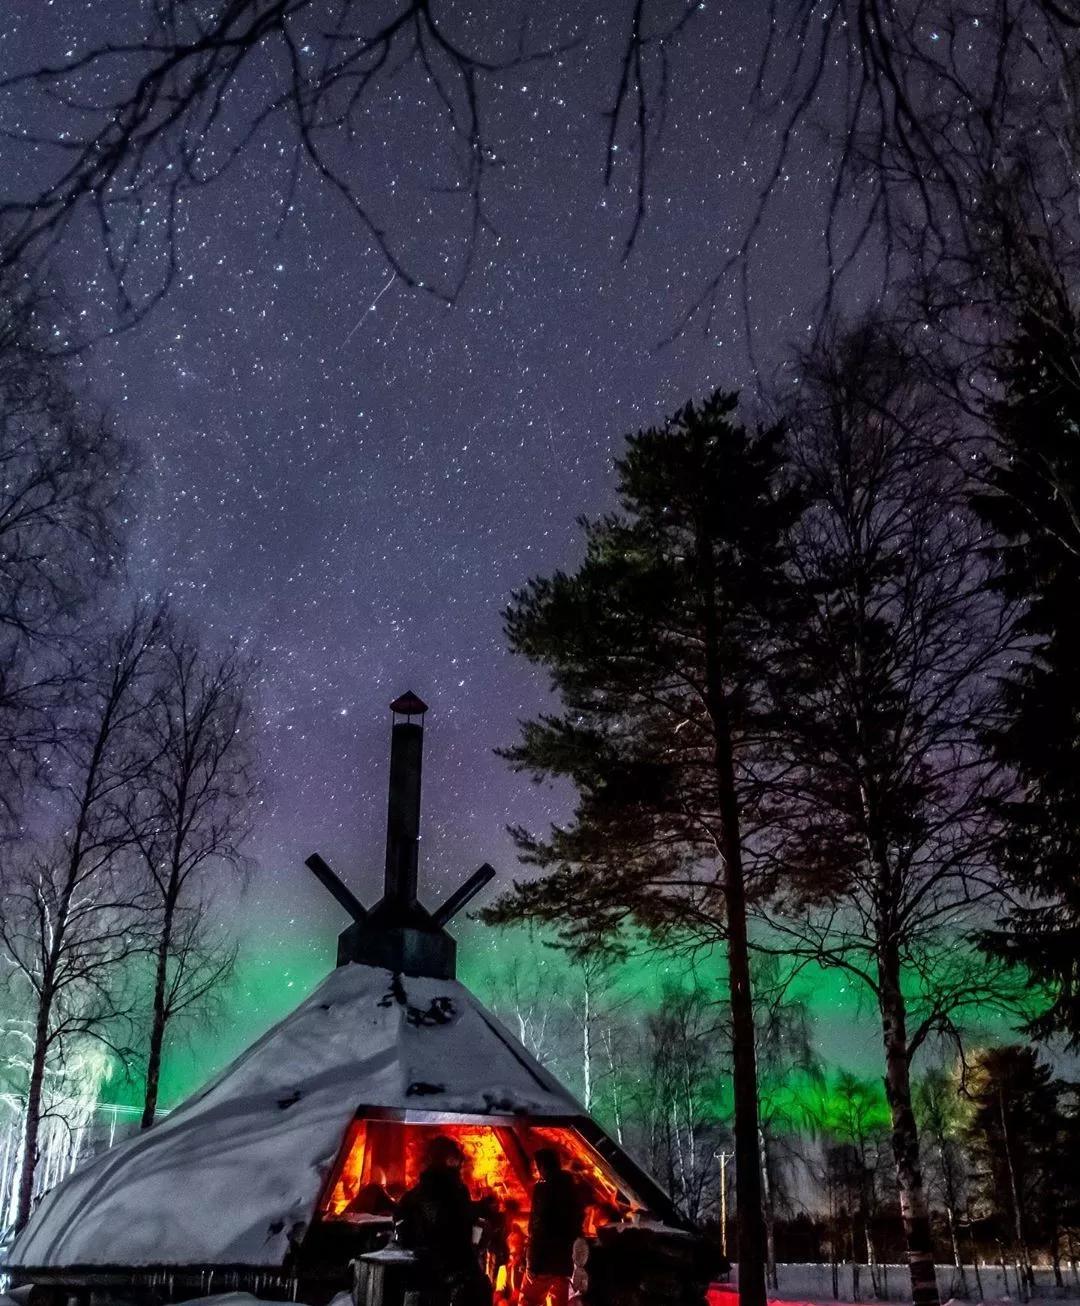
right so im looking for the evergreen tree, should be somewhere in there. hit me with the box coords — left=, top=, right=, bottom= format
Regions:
left=485, top=390, right=803, bottom=1306
left=962, top=1045, right=1064, bottom=1291
left=974, top=304, right=1080, bottom=1040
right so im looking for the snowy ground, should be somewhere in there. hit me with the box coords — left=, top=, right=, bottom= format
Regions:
left=170, top=1296, right=352, bottom=1306
left=8, top=1273, right=1080, bottom=1306
left=729, top=1264, right=1080, bottom=1305
left=0, top=1296, right=351, bottom=1306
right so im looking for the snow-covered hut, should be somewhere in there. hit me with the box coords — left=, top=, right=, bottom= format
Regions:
left=4, top=694, right=709, bottom=1305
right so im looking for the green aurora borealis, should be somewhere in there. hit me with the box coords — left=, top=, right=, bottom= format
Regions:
left=107, top=912, right=1013, bottom=1120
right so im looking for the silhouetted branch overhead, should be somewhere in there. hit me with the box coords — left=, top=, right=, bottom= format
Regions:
left=0, top=1, right=512, bottom=324
left=0, top=1, right=702, bottom=333
left=674, top=0, right=1080, bottom=341
left=5, top=0, right=1076, bottom=351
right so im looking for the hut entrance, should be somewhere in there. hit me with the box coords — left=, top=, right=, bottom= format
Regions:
left=319, top=1116, right=640, bottom=1296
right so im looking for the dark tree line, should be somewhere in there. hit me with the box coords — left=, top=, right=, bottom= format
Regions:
left=962, top=1045, right=1080, bottom=1294
left=474, top=934, right=1080, bottom=1299
left=974, top=307, right=1080, bottom=1039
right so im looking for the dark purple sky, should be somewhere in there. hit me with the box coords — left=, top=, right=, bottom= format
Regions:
left=2, top=3, right=832, bottom=944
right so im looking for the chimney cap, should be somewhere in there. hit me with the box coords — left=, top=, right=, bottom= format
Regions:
left=390, top=690, right=428, bottom=718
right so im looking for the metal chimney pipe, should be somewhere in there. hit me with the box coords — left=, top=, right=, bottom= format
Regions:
left=384, top=693, right=427, bottom=907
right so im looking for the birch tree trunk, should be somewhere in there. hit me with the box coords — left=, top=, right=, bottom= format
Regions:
left=15, top=733, right=98, bottom=1226
left=759, top=1128, right=778, bottom=1290
left=15, top=978, right=54, bottom=1228
left=141, top=889, right=177, bottom=1129
left=998, top=1087, right=1034, bottom=1292
left=879, top=947, right=940, bottom=1306
left=944, top=1195, right=967, bottom=1298
left=601, top=1028, right=624, bottom=1145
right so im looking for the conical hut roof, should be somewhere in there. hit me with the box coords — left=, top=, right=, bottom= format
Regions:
left=7, top=963, right=598, bottom=1272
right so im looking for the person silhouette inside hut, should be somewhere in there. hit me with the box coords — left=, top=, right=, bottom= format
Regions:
left=518, top=1148, right=585, bottom=1306
left=396, top=1135, right=493, bottom=1306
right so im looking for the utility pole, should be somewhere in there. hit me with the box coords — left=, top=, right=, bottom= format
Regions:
left=716, top=1149, right=732, bottom=1259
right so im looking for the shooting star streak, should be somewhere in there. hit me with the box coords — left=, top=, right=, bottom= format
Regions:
left=342, top=273, right=397, bottom=346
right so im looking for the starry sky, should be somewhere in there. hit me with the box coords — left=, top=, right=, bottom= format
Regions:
left=1, top=2, right=853, bottom=1083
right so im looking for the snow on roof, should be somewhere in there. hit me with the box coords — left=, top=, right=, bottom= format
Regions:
left=7, top=964, right=587, bottom=1271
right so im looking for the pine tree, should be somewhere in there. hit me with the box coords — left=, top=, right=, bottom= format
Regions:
left=963, top=1045, right=1063, bottom=1291
left=974, top=304, right=1080, bottom=1039
left=485, top=390, right=803, bottom=1306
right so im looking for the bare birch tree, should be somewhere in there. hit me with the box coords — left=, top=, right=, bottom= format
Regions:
left=132, top=630, right=257, bottom=1129
left=555, top=950, right=637, bottom=1118
left=770, top=320, right=1020, bottom=1306
left=471, top=933, right=573, bottom=1069
left=0, top=602, right=165, bottom=1228
left=750, top=957, right=822, bottom=1291
left=625, top=982, right=727, bottom=1225
left=821, top=1072, right=893, bottom=1301
left=915, top=1063, right=973, bottom=1297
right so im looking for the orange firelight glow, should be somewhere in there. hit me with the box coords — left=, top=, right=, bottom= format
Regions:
left=320, top=1116, right=642, bottom=1297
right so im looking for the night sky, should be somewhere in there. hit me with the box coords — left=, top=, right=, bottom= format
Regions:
left=1, top=3, right=854, bottom=1089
